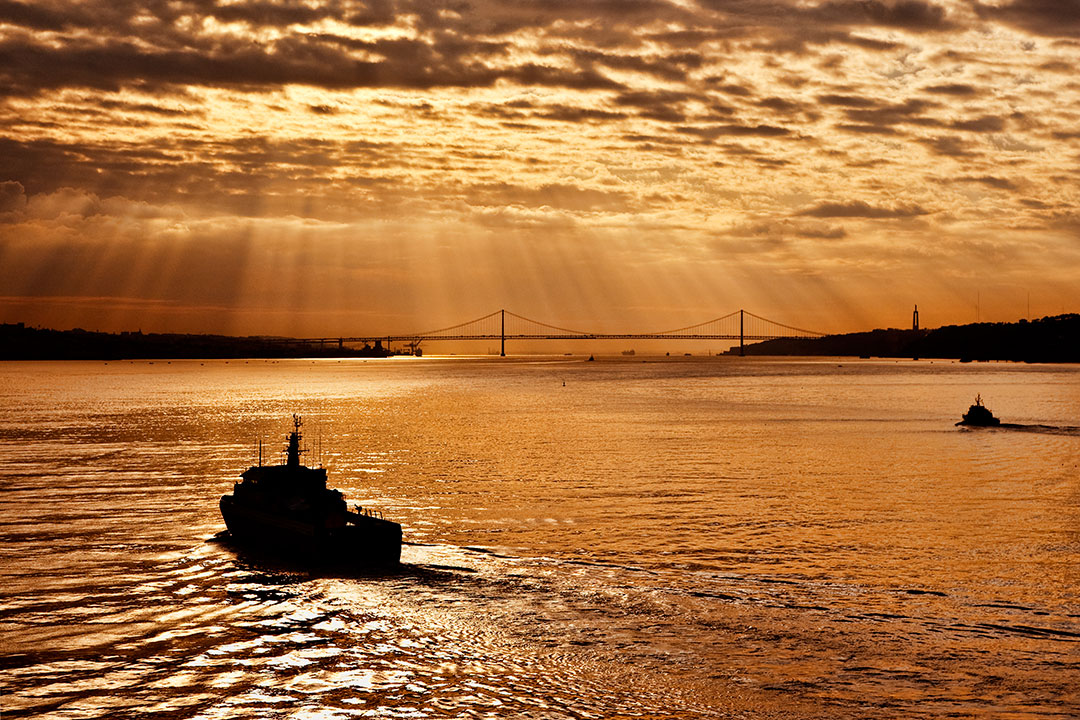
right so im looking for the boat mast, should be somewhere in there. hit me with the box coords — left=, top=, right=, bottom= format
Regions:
left=286, top=414, right=304, bottom=467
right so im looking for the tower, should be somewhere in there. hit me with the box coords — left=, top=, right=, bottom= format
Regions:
left=913, top=305, right=920, bottom=331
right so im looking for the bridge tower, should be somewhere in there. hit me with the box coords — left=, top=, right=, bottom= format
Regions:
left=500, top=309, right=505, bottom=357
left=913, top=305, right=919, bottom=331
left=739, top=309, right=744, bottom=356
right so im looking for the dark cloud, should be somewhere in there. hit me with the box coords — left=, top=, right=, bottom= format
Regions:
left=0, top=180, right=26, bottom=214
left=706, top=79, right=756, bottom=97
left=677, top=124, right=792, bottom=140
left=951, top=115, right=1005, bottom=132
left=848, top=34, right=903, bottom=51
left=817, top=94, right=884, bottom=108
left=614, top=90, right=697, bottom=108
left=975, top=1, right=1080, bottom=38
left=757, top=96, right=804, bottom=114
left=0, top=0, right=91, bottom=31
left=796, top=224, right=847, bottom=239
left=923, top=83, right=980, bottom=96
left=0, top=23, right=622, bottom=97
left=804, top=1, right=956, bottom=31
left=956, top=175, right=1019, bottom=190
left=835, top=123, right=902, bottom=135
left=918, top=135, right=980, bottom=157
left=613, top=90, right=697, bottom=123
left=206, top=1, right=342, bottom=27
left=562, top=47, right=704, bottom=83
left=842, top=98, right=940, bottom=128
left=711, top=142, right=791, bottom=167
left=752, top=156, right=792, bottom=168
left=0, top=0, right=974, bottom=99
left=0, top=134, right=410, bottom=212
left=1039, top=60, right=1076, bottom=72
left=797, top=200, right=931, bottom=218
left=540, top=105, right=629, bottom=123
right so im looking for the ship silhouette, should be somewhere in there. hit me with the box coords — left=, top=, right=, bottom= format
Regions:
left=220, top=415, right=401, bottom=567
left=956, top=395, right=1001, bottom=427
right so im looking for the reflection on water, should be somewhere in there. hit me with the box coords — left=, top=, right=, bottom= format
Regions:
left=1, top=358, right=1078, bottom=718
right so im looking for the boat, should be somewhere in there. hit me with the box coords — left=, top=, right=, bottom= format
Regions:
left=220, top=415, right=402, bottom=567
left=956, top=395, right=1001, bottom=427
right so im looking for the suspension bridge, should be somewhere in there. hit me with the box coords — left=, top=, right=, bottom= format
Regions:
left=281, top=309, right=825, bottom=356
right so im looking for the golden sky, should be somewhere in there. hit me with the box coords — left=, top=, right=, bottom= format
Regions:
left=1, top=0, right=1078, bottom=339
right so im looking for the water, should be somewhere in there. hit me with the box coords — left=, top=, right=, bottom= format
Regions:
left=1, top=357, right=1078, bottom=718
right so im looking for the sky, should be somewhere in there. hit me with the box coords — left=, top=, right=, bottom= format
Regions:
left=1, top=0, right=1078, bottom=341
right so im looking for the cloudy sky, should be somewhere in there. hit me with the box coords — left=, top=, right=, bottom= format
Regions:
left=1, top=0, right=1078, bottom=339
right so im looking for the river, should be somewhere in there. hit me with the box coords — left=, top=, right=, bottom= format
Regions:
left=1, top=356, right=1077, bottom=718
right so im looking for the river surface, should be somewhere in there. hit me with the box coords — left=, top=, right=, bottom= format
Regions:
left=0, top=357, right=1078, bottom=718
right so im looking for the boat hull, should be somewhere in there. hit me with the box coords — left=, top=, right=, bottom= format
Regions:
left=220, top=495, right=402, bottom=567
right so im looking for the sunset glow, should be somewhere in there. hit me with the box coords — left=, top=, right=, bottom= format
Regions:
left=2, top=0, right=1078, bottom=337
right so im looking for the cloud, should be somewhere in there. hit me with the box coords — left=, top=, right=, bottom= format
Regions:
left=0, top=0, right=970, bottom=100
left=804, top=0, right=956, bottom=31
left=1, top=0, right=1079, bottom=335
left=613, top=90, right=699, bottom=123
left=951, top=115, right=1005, bottom=132
left=540, top=105, right=629, bottom=123
left=797, top=200, right=931, bottom=218
left=817, top=94, right=882, bottom=108
left=464, top=182, right=635, bottom=213
left=922, top=83, right=980, bottom=96
left=835, top=123, right=903, bottom=135
left=988, top=134, right=1044, bottom=152
left=975, top=1, right=1080, bottom=38
left=841, top=98, right=940, bottom=128
left=795, top=224, right=848, bottom=239
left=0, top=180, right=26, bottom=214
left=956, top=176, right=1019, bottom=191
left=918, top=135, right=980, bottom=157
left=676, top=124, right=792, bottom=140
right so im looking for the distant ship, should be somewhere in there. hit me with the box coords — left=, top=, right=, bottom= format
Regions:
left=956, top=395, right=1001, bottom=427
left=220, top=416, right=402, bottom=567
left=621, top=349, right=635, bottom=356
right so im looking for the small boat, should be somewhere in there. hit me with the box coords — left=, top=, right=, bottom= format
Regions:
left=956, top=395, right=1001, bottom=427
left=220, top=415, right=402, bottom=567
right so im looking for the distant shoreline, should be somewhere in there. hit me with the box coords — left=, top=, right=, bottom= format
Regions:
left=0, top=323, right=392, bottom=361
left=3, top=314, right=1078, bottom=363
left=729, top=314, right=1080, bottom=363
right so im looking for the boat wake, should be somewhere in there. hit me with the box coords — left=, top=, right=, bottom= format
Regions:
left=996, top=423, right=1080, bottom=436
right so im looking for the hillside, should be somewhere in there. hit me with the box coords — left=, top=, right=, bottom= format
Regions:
left=733, top=314, right=1080, bottom=363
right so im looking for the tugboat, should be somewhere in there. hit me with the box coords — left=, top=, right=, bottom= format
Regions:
left=956, top=395, right=1001, bottom=427
left=220, top=415, right=402, bottom=567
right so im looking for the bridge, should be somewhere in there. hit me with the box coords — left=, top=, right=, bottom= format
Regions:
left=282, top=309, right=825, bottom=356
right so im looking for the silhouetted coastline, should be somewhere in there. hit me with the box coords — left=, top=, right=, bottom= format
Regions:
left=5, top=314, right=1079, bottom=362
left=731, top=314, right=1080, bottom=363
left=0, top=323, right=390, bottom=360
